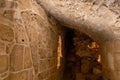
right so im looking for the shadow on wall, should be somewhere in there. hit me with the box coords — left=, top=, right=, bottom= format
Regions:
left=57, top=28, right=102, bottom=80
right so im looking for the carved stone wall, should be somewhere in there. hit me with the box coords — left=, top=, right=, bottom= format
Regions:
left=0, top=0, right=61, bottom=80
left=0, top=0, right=120, bottom=80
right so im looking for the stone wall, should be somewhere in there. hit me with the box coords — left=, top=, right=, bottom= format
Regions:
left=0, top=0, right=120, bottom=80
left=0, top=0, right=61, bottom=80
left=101, top=40, right=120, bottom=80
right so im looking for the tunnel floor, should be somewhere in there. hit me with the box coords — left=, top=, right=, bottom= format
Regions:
left=63, top=29, right=103, bottom=80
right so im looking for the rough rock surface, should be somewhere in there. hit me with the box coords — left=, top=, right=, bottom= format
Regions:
left=0, top=0, right=120, bottom=80
left=0, top=0, right=60, bottom=80
left=37, top=0, right=120, bottom=43
left=64, top=31, right=102, bottom=80
left=36, top=0, right=120, bottom=80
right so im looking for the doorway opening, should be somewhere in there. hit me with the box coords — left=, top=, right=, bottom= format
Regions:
left=60, top=28, right=103, bottom=80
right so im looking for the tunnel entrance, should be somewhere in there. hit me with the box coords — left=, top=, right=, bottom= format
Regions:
left=59, top=28, right=103, bottom=80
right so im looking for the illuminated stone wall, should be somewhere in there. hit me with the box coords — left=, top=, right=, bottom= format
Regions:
left=0, top=0, right=61, bottom=80
left=0, top=0, right=120, bottom=80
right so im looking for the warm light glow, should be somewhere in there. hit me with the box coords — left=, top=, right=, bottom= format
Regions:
left=57, top=36, right=62, bottom=69
left=88, top=42, right=99, bottom=49
left=97, top=55, right=101, bottom=63
left=87, top=42, right=101, bottom=63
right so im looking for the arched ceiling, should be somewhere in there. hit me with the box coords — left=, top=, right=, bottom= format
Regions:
left=36, top=0, right=120, bottom=43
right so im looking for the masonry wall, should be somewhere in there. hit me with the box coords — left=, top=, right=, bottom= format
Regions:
left=101, top=40, right=120, bottom=80
left=0, top=0, right=61, bottom=80
left=1, top=0, right=120, bottom=80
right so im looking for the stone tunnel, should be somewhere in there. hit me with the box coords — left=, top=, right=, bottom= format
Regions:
left=0, top=0, right=120, bottom=80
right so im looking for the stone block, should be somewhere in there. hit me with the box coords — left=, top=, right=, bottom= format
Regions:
left=93, top=67, right=101, bottom=75
left=28, top=70, right=34, bottom=80
left=81, top=59, right=92, bottom=74
left=24, top=47, right=32, bottom=69
left=30, top=45, right=39, bottom=74
left=21, top=11, right=51, bottom=47
left=0, top=72, right=9, bottom=79
left=107, top=52, right=115, bottom=70
left=0, top=55, right=8, bottom=73
left=48, top=59, right=55, bottom=68
left=5, top=1, right=16, bottom=8
left=3, top=10, right=15, bottom=20
left=0, top=0, right=15, bottom=8
left=14, top=20, right=29, bottom=45
left=49, top=67, right=57, bottom=74
left=104, top=41, right=113, bottom=52
left=0, top=24, right=14, bottom=42
left=38, top=48, right=47, bottom=59
left=114, top=40, right=120, bottom=51
left=47, top=49, right=57, bottom=58
left=113, top=52, right=120, bottom=71
left=0, top=42, right=5, bottom=55
left=17, top=0, right=32, bottom=9
left=21, top=11, right=40, bottom=45
left=76, top=73, right=85, bottom=80
left=38, top=71, right=49, bottom=80
left=4, top=71, right=28, bottom=80
left=10, top=45, right=24, bottom=72
left=101, top=52, right=110, bottom=69
left=0, top=0, right=5, bottom=8
left=6, top=42, right=15, bottom=54
left=39, top=60, right=47, bottom=72
left=52, top=73, right=58, bottom=80
left=37, top=34, right=43, bottom=48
